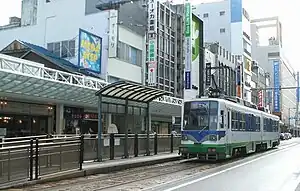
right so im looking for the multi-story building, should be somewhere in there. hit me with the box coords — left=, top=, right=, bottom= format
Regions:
left=204, top=42, right=237, bottom=97
left=251, top=16, right=297, bottom=126
left=144, top=0, right=185, bottom=98
left=251, top=63, right=270, bottom=110
left=193, top=0, right=253, bottom=102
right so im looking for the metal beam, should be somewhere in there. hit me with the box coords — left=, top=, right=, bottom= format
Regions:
left=251, top=86, right=299, bottom=91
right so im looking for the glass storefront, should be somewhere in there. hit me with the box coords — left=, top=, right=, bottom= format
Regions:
left=0, top=101, right=54, bottom=138
left=0, top=115, right=48, bottom=137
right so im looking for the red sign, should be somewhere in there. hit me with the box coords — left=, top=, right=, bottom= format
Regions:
left=258, top=90, right=263, bottom=107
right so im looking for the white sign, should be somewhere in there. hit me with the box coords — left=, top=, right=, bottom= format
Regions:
left=148, top=0, right=157, bottom=33
left=185, top=37, right=192, bottom=71
left=108, top=10, right=118, bottom=58
left=147, top=0, right=158, bottom=86
left=148, top=61, right=157, bottom=86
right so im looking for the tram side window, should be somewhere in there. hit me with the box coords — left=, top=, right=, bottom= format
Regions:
left=263, top=118, right=267, bottom=131
left=256, top=117, right=260, bottom=132
left=272, top=120, right=279, bottom=132
left=245, top=114, right=250, bottom=131
left=266, top=119, right=272, bottom=132
left=240, top=113, right=246, bottom=131
left=251, top=115, right=256, bottom=131
left=231, top=111, right=238, bottom=131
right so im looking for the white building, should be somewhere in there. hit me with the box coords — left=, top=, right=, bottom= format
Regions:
left=251, top=16, right=297, bottom=125
left=0, top=0, right=144, bottom=84
left=193, top=0, right=253, bottom=102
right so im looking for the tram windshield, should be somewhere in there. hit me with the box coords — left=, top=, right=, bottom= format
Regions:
left=183, top=101, right=218, bottom=131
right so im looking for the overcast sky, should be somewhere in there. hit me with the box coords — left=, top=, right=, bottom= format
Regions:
left=0, top=0, right=298, bottom=72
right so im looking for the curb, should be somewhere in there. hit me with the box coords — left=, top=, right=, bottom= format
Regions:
left=0, top=155, right=181, bottom=190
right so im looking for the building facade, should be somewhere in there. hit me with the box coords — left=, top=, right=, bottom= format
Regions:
left=251, top=17, right=297, bottom=126
left=0, top=0, right=183, bottom=137
left=204, top=42, right=237, bottom=97
left=193, top=0, right=253, bottom=102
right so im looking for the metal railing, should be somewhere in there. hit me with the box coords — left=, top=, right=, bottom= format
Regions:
left=83, top=133, right=181, bottom=161
left=0, top=133, right=181, bottom=187
left=0, top=136, right=83, bottom=187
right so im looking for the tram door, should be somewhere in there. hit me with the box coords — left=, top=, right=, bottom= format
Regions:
left=225, top=108, right=232, bottom=155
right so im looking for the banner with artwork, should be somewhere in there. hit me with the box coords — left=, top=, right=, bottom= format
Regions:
left=78, top=29, right=102, bottom=73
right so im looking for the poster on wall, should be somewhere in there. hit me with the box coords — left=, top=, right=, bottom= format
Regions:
left=273, top=60, right=280, bottom=112
left=147, top=0, right=158, bottom=86
left=78, top=29, right=102, bottom=73
left=184, top=1, right=192, bottom=89
left=108, top=10, right=118, bottom=58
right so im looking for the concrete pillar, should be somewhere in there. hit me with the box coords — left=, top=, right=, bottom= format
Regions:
left=106, top=113, right=112, bottom=127
left=55, top=104, right=64, bottom=134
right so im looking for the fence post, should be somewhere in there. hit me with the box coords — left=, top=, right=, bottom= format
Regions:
left=110, top=134, right=115, bottom=160
left=35, top=138, right=39, bottom=180
left=154, top=133, right=158, bottom=155
left=134, top=134, right=138, bottom=157
left=29, top=139, right=34, bottom=181
left=170, top=134, right=174, bottom=153
left=79, top=135, right=84, bottom=170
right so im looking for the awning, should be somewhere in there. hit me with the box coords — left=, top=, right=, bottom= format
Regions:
left=95, top=81, right=171, bottom=103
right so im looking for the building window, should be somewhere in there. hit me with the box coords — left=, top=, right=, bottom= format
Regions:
left=220, top=11, right=225, bottom=16
left=203, top=13, right=209, bottom=18
left=47, top=40, right=75, bottom=58
left=220, top=28, right=226, bottom=33
left=117, top=41, right=142, bottom=66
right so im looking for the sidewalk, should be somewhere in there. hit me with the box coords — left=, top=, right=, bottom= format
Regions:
left=0, top=152, right=181, bottom=190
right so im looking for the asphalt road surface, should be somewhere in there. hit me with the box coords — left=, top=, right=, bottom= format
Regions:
left=149, top=138, right=300, bottom=191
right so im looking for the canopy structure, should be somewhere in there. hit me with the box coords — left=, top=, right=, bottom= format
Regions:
left=95, top=81, right=171, bottom=160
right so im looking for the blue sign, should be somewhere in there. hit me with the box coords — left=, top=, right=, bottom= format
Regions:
left=273, top=60, right=280, bottom=112
left=231, top=0, right=242, bottom=23
left=297, top=72, right=300, bottom=102
left=185, top=71, right=191, bottom=89
left=78, top=29, right=102, bottom=73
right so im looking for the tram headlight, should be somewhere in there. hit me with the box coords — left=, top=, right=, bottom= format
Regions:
left=182, top=135, right=188, bottom=140
left=208, top=134, right=218, bottom=141
left=208, top=148, right=216, bottom=152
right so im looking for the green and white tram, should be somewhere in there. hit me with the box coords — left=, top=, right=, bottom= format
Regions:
left=179, top=97, right=280, bottom=161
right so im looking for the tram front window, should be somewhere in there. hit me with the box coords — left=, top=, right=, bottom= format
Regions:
left=183, top=101, right=218, bottom=131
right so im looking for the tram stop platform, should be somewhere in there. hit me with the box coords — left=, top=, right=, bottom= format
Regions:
left=1, top=152, right=180, bottom=190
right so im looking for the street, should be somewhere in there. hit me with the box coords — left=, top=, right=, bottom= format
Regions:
left=150, top=138, right=300, bottom=191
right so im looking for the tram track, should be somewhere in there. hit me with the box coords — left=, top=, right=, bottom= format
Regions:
left=24, top=157, right=246, bottom=191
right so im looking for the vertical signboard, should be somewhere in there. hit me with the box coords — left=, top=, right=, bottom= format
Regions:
left=147, top=0, right=158, bottom=86
left=108, top=10, right=118, bottom=58
left=205, top=63, right=211, bottom=86
left=297, top=72, right=300, bottom=102
left=78, top=29, right=102, bottom=73
left=185, top=1, right=192, bottom=89
left=236, top=62, right=242, bottom=98
left=273, top=60, right=280, bottom=112
left=192, top=14, right=200, bottom=89
left=230, top=0, right=242, bottom=23
left=258, top=90, right=263, bottom=108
